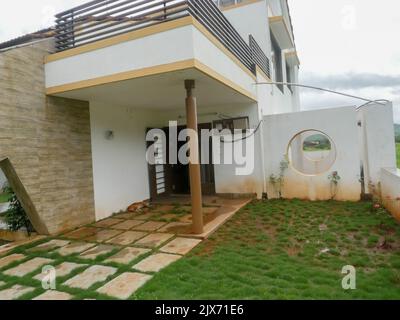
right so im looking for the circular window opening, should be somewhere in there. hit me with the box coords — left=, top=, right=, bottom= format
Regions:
left=287, top=130, right=336, bottom=176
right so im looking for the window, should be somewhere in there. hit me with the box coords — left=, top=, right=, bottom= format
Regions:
left=286, top=64, right=293, bottom=93
left=213, top=117, right=250, bottom=133
left=271, top=33, right=283, bottom=92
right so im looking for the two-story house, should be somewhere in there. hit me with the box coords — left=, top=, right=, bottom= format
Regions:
left=0, top=0, right=397, bottom=235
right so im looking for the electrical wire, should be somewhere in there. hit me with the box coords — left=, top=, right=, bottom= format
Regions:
left=221, top=120, right=263, bottom=143
left=255, top=81, right=387, bottom=106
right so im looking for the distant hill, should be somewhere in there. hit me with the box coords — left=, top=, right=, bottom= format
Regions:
left=395, top=124, right=400, bottom=142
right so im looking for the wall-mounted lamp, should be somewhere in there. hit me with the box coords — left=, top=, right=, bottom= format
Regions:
left=105, top=130, right=114, bottom=140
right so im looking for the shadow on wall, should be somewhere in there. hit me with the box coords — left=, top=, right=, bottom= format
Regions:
left=0, top=158, right=48, bottom=234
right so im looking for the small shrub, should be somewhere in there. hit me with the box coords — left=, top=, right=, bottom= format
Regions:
left=2, top=186, right=34, bottom=235
left=328, top=171, right=341, bottom=200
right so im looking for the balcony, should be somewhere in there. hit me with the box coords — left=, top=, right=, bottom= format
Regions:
left=268, top=0, right=294, bottom=50
left=45, top=0, right=270, bottom=108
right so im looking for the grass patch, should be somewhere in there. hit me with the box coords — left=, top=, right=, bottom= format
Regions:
left=135, top=200, right=400, bottom=300
left=1, top=200, right=399, bottom=300
left=396, top=143, right=400, bottom=169
left=0, top=193, right=10, bottom=204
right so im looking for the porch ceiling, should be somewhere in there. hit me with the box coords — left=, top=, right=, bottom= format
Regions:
left=51, top=68, right=254, bottom=110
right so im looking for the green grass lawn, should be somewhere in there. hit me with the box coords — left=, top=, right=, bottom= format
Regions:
left=1, top=200, right=399, bottom=300
left=396, top=143, right=400, bottom=168
left=0, top=193, right=10, bottom=203
left=136, top=200, right=400, bottom=300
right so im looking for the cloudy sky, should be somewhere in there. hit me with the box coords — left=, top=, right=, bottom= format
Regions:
left=288, top=0, right=400, bottom=122
left=0, top=0, right=399, bottom=121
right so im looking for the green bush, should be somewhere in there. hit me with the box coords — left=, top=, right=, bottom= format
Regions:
left=2, top=186, right=34, bottom=235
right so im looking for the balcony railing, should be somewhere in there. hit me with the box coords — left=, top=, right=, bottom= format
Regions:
left=249, top=35, right=270, bottom=78
left=55, top=0, right=269, bottom=77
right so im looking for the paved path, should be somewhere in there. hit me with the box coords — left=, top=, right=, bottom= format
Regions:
left=0, top=198, right=249, bottom=300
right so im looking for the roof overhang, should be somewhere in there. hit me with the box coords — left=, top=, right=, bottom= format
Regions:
left=285, top=50, right=300, bottom=67
left=269, top=15, right=294, bottom=50
left=50, top=66, right=255, bottom=110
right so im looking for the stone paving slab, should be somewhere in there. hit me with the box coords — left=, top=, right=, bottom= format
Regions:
left=203, top=207, right=220, bottom=214
left=94, top=218, right=125, bottom=228
left=4, top=257, right=54, bottom=277
left=133, top=253, right=181, bottom=273
left=115, top=212, right=137, bottom=219
left=97, top=272, right=152, bottom=300
left=158, top=222, right=191, bottom=233
left=106, top=231, right=147, bottom=246
left=33, top=262, right=87, bottom=281
left=154, top=205, right=175, bottom=213
left=112, top=220, right=145, bottom=230
left=85, top=229, right=123, bottom=243
left=28, top=239, right=70, bottom=253
left=0, top=285, right=35, bottom=300
left=160, top=238, right=202, bottom=255
left=179, top=215, right=192, bottom=223
left=63, top=265, right=117, bottom=290
left=79, top=245, right=117, bottom=260
left=135, top=233, right=175, bottom=248
left=33, top=290, right=73, bottom=300
left=133, top=221, right=167, bottom=232
left=64, top=227, right=98, bottom=240
left=0, top=253, right=26, bottom=269
left=56, top=242, right=97, bottom=256
left=134, top=212, right=158, bottom=221
left=105, top=247, right=151, bottom=265
left=159, top=214, right=179, bottom=221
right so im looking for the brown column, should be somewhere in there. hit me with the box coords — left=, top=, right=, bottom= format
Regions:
left=185, top=80, right=204, bottom=234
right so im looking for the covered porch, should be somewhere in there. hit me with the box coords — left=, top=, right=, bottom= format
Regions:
left=47, top=66, right=261, bottom=235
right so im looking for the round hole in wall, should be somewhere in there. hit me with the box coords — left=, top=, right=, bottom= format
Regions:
left=287, top=130, right=337, bottom=176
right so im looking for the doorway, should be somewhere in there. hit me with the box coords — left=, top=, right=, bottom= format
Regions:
left=147, top=123, right=216, bottom=200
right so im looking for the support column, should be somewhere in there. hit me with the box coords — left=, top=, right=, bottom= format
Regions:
left=185, top=80, right=204, bottom=234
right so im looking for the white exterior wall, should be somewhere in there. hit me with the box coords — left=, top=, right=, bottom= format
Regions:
left=90, top=101, right=262, bottom=220
left=357, top=102, right=396, bottom=193
left=264, top=107, right=362, bottom=201
left=45, top=26, right=195, bottom=88
left=192, top=28, right=256, bottom=97
left=90, top=102, right=167, bottom=220
left=155, top=104, right=265, bottom=197
left=223, top=0, right=271, bottom=57
left=222, top=0, right=300, bottom=115
left=381, top=168, right=400, bottom=221
left=45, top=24, right=256, bottom=99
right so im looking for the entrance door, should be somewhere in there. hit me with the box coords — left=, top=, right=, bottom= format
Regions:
left=147, top=124, right=216, bottom=199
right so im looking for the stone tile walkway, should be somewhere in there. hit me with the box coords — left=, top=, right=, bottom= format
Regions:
left=79, top=244, right=117, bottom=260
left=4, top=257, right=53, bottom=277
left=63, top=265, right=117, bottom=289
left=0, top=285, right=35, bottom=300
left=105, top=247, right=150, bottom=265
left=33, top=290, right=73, bottom=300
left=0, top=198, right=250, bottom=300
left=97, top=272, right=152, bottom=300
left=133, top=253, right=181, bottom=273
left=0, top=253, right=25, bottom=269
